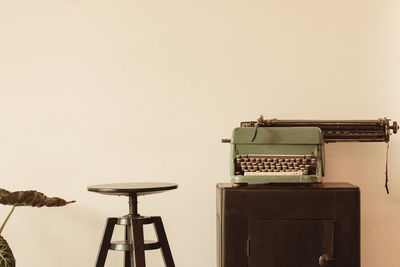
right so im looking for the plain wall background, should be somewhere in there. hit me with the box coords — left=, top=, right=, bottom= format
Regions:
left=0, top=0, right=399, bottom=266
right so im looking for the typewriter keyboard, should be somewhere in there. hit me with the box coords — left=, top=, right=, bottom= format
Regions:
left=234, top=154, right=317, bottom=176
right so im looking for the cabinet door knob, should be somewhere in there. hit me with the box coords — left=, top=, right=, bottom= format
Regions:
left=319, top=253, right=334, bottom=267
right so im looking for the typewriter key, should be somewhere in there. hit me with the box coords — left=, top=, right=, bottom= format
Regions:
left=306, top=155, right=312, bottom=160
left=305, top=165, right=310, bottom=169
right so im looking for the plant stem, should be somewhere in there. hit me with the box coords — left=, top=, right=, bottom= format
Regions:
left=0, top=206, right=16, bottom=235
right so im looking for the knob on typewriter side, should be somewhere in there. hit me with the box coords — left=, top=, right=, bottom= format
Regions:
left=382, top=118, right=398, bottom=142
left=389, top=121, right=398, bottom=134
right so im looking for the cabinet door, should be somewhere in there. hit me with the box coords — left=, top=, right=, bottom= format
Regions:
left=248, top=220, right=334, bottom=267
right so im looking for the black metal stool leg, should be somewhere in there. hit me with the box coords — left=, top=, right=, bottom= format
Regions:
left=130, top=218, right=146, bottom=267
left=153, top=217, right=175, bottom=267
left=95, top=217, right=117, bottom=267
left=124, top=225, right=131, bottom=267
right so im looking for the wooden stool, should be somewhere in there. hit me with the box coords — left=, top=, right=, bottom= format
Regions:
left=88, top=182, right=178, bottom=267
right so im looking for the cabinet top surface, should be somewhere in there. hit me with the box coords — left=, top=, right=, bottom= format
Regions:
left=217, top=182, right=359, bottom=191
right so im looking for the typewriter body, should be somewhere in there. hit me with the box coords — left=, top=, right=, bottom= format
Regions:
left=230, top=127, right=324, bottom=183
left=223, top=116, right=398, bottom=185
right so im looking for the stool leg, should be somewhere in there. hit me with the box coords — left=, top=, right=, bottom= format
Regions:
left=153, top=217, right=175, bottom=267
left=124, top=225, right=131, bottom=267
left=95, top=218, right=117, bottom=267
left=130, top=218, right=146, bottom=267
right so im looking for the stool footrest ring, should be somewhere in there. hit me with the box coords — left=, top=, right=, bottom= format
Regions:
left=116, top=216, right=154, bottom=226
left=110, top=240, right=161, bottom=251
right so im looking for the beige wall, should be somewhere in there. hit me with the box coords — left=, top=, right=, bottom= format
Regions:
left=0, top=0, right=399, bottom=266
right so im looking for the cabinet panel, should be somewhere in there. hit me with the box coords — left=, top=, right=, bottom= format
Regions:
left=246, top=191, right=336, bottom=220
left=248, top=220, right=334, bottom=267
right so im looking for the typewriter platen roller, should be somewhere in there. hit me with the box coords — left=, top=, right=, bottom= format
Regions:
left=240, top=116, right=398, bottom=143
left=222, top=116, right=398, bottom=188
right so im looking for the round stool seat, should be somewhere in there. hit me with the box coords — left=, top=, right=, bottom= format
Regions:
left=87, top=182, right=178, bottom=196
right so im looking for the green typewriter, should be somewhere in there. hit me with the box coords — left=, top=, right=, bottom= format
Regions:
left=222, top=116, right=398, bottom=188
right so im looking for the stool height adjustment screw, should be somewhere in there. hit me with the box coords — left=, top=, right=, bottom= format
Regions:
left=129, top=194, right=139, bottom=217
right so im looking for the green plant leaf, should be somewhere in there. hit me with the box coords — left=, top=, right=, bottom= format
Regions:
left=0, top=235, right=15, bottom=267
left=0, top=190, right=75, bottom=207
left=0, top=189, right=9, bottom=199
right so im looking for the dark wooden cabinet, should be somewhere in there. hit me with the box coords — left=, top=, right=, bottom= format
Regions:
left=217, top=183, right=360, bottom=267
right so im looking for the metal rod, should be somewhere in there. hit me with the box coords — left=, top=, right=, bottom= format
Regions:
left=0, top=206, right=16, bottom=235
left=129, top=194, right=139, bottom=217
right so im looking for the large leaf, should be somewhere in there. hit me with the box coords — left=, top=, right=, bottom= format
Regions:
left=0, top=235, right=15, bottom=267
left=0, top=189, right=75, bottom=207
